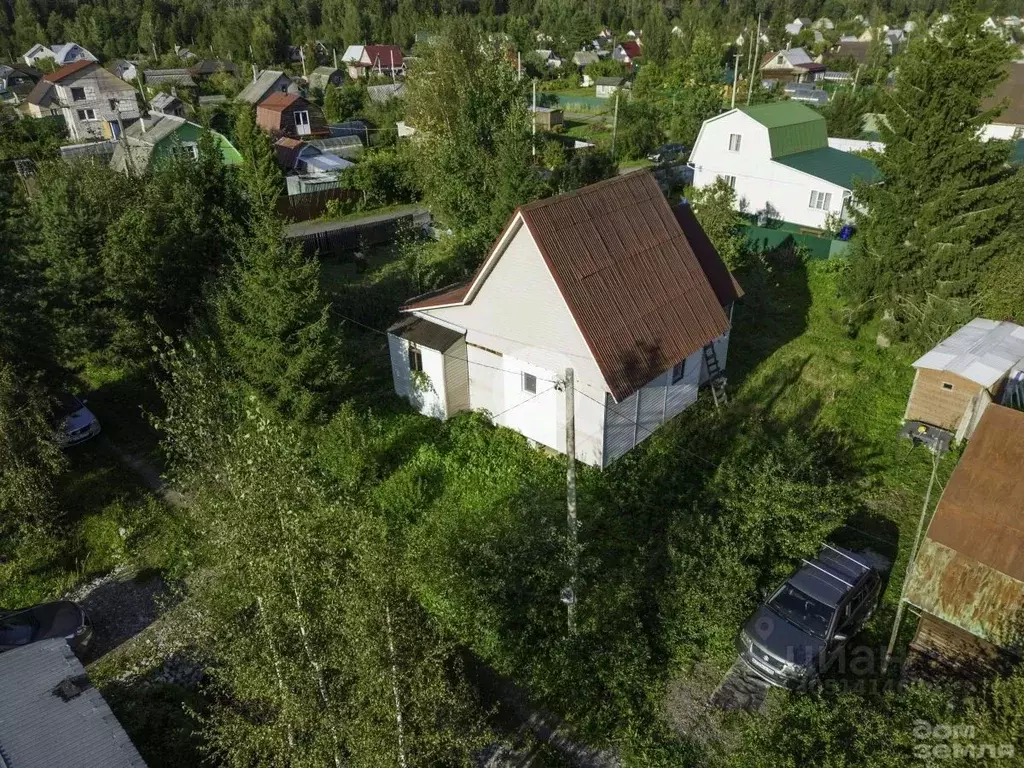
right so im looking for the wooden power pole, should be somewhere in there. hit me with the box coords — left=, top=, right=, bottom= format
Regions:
left=610, top=91, right=620, bottom=159
left=563, top=368, right=578, bottom=636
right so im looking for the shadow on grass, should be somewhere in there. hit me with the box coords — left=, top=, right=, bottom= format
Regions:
left=100, top=677, right=207, bottom=768
left=728, top=238, right=814, bottom=386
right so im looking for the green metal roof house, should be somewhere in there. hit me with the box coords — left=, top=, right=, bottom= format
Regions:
left=110, top=114, right=243, bottom=174
left=688, top=100, right=881, bottom=230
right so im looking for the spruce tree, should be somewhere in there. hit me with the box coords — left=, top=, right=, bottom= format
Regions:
left=216, top=214, right=341, bottom=421
left=233, top=106, right=283, bottom=215
left=842, top=2, right=1024, bottom=340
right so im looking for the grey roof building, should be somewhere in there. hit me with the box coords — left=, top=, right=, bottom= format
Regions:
left=0, top=639, right=146, bottom=767
left=143, top=68, right=196, bottom=88
left=367, top=82, right=406, bottom=103
left=236, top=69, right=296, bottom=105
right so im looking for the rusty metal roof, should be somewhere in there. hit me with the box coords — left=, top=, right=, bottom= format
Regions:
left=519, top=172, right=731, bottom=401
left=926, top=405, right=1024, bottom=579
left=44, top=59, right=94, bottom=83
left=671, top=202, right=744, bottom=307
left=905, top=404, right=1024, bottom=647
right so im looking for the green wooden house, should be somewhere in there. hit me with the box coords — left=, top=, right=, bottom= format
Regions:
left=110, top=114, right=242, bottom=173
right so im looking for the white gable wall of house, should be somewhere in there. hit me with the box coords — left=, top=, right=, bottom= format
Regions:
left=689, top=110, right=849, bottom=229
left=414, top=219, right=608, bottom=465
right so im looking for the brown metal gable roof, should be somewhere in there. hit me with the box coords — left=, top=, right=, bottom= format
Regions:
left=925, top=404, right=1024, bottom=581
left=671, top=203, right=744, bottom=307
left=44, top=59, right=94, bottom=82
left=402, top=173, right=732, bottom=401
left=520, top=172, right=730, bottom=401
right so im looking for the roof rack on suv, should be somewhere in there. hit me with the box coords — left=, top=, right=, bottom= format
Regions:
left=800, top=558, right=854, bottom=589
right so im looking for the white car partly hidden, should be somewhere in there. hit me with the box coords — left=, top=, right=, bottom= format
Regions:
left=54, top=392, right=100, bottom=447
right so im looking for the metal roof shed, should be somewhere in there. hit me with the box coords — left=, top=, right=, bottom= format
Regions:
left=904, top=319, right=1024, bottom=437
left=0, top=639, right=146, bottom=767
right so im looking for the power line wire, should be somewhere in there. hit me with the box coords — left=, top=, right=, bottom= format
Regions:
left=329, top=309, right=561, bottom=385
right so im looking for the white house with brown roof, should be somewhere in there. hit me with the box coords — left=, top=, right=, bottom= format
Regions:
left=387, top=172, right=743, bottom=468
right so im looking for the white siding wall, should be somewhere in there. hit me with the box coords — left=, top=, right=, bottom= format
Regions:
left=422, top=221, right=607, bottom=466
left=603, top=346, right=703, bottom=466
left=690, top=110, right=849, bottom=229
left=387, top=334, right=449, bottom=419
left=700, top=328, right=732, bottom=384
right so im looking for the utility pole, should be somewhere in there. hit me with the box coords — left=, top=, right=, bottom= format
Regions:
left=532, top=79, right=537, bottom=158
left=881, top=451, right=943, bottom=674
left=563, top=368, right=578, bottom=637
left=610, top=91, right=619, bottom=158
left=853, top=64, right=863, bottom=94
left=333, top=47, right=338, bottom=69
left=517, top=51, right=522, bottom=80
left=731, top=50, right=743, bottom=109
left=747, top=13, right=762, bottom=106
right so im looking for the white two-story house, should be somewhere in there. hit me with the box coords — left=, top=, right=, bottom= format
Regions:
left=387, top=172, right=743, bottom=468
left=34, top=60, right=140, bottom=141
left=689, top=101, right=881, bottom=229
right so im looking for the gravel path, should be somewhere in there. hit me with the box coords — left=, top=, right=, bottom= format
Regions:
left=67, top=567, right=171, bottom=663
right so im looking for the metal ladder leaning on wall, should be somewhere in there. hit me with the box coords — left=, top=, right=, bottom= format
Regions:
left=702, top=342, right=729, bottom=408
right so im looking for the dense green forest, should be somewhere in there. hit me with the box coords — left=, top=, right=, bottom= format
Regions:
left=2, top=2, right=1024, bottom=766
left=4, top=0, right=1024, bottom=65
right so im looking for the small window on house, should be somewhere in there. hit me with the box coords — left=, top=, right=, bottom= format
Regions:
left=173, top=143, right=199, bottom=161
left=108, top=98, right=118, bottom=111
left=76, top=108, right=96, bottom=120
left=408, top=344, right=423, bottom=373
left=718, top=174, right=736, bottom=189
left=671, top=360, right=686, bottom=384
left=777, top=55, right=785, bottom=64
left=942, top=382, right=954, bottom=390
left=808, top=190, right=832, bottom=210
left=522, top=372, right=537, bottom=394
left=728, top=133, right=742, bottom=152
left=71, top=87, right=86, bottom=101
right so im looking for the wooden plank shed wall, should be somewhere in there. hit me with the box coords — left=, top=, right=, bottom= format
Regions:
left=905, top=369, right=986, bottom=432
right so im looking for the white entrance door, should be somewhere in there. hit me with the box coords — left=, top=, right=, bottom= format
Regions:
left=294, top=110, right=311, bottom=136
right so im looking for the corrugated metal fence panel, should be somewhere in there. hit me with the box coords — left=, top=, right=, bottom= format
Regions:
left=443, top=337, right=471, bottom=414
left=637, top=378, right=665, bottom=445
left=388, top=333, right=411, bottom=399
left=603, top=391, right=638, bottom=466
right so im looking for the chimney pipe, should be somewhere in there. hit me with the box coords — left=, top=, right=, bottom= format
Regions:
left=252, top=63, right=258, bottom=82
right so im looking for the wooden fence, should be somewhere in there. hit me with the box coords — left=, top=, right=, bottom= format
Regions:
left=275, top=187, right=360, bottom=222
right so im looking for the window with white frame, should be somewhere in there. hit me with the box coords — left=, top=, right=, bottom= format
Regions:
left=522, top=372, right=537, bottom=394
left=172, top=142, right=199, bottom=161
left=294, top=109, right=311, bottom=135
left=808, top=190, right=832, bottom=210
left=408, top=344, right=423, bottom=373
left=719, top=174, right=736, bottom=189
left=671, top=360, right=686, bottom=384
left=728, top=133, right=742, bottom=151
left=76, top=108, right=96, bottom=120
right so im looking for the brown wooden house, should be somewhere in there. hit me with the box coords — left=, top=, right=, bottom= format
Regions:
left=904, top=404, right=1024, bottom=677
left=904, top=319, right=1024, bottom=442
left=255, top=92, right=330, bottom=139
